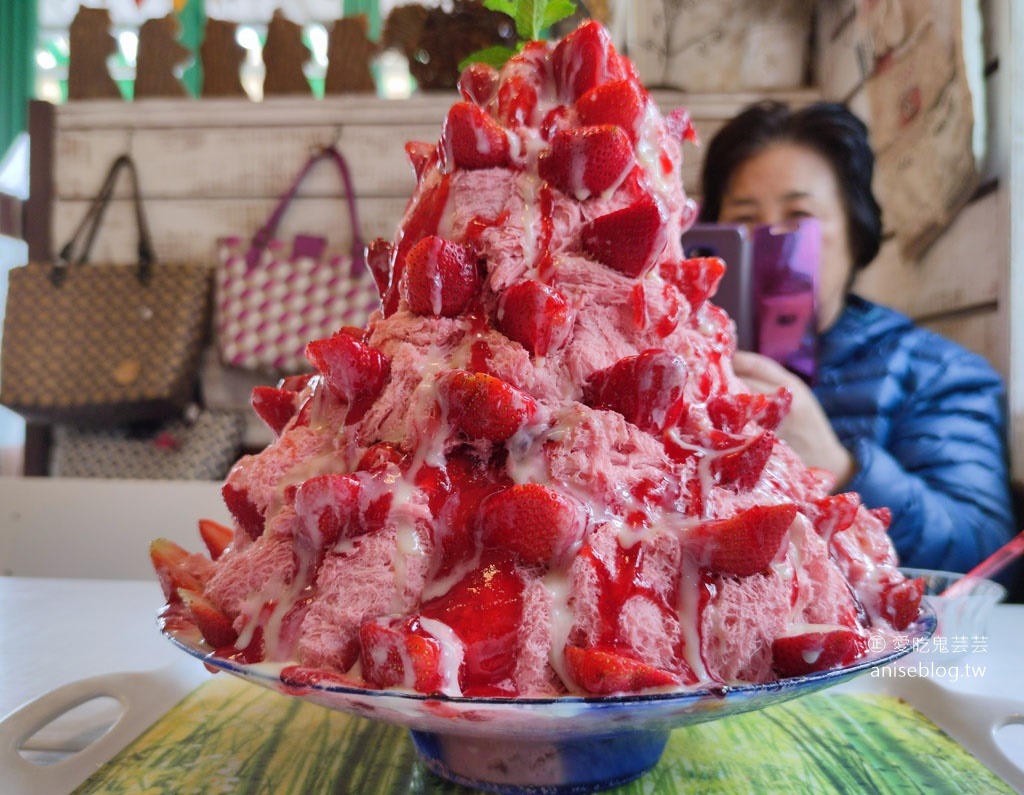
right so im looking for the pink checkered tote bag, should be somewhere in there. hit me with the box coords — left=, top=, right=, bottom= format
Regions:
left=215, top=146, right=380, bottom=374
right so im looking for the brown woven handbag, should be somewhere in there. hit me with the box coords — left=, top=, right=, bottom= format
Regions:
left=0, top=155, right=211, bottom=424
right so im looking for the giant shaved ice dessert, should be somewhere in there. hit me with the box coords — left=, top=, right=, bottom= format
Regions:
left=154, top=20, right=924, bottom=699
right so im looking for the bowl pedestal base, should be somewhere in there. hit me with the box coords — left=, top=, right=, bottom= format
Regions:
left=409, top=727, right=670, bottom=794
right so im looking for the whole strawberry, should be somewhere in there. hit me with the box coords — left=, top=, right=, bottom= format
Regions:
left=688, top=503, right=797, bottom=577
left=539, top=125, right=634, bottom=200
left=583, top=349, right=688, bottom=434
left=438, top=371, right=539, bottom=443
left=496, top=280, right=574, bottom=357
left=479, top=484, right=588, bottom=565
left=440, top=101, right=510, bottom=171
left=402, top=235, right=478, bottom=317
left=580, top=194, right=668, bottom=277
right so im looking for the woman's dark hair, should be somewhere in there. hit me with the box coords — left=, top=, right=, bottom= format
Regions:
left=698, top=100, right=883, bottom=271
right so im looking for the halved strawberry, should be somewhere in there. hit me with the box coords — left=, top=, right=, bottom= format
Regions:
left=659, top=257, right=726, bottom=315
left=305, top=330, right=391, bottom=420
left=772, top=627, right=866, bottom=677
left=437, top=371, right=539, bottom=443
left=539, top=125, right=634, bottom=200
left=580, top=194, right=667, bottom=277
left=496, top=280, right=574, bottom=357
left=810, top=493, right=860, bottom=543
left=457, top=61, right=499, bottom=105
left=404, top=141, right=436, bottom=181
left=221, top=483, right=265, bottom=540
left=564, top=645, right=678, bottom=694
left=293, top=473, right=363, bottom=552
left=689, top=503, right=797, bottom=577
left=198, top=518, right=233, bottom=561
left=251, top=386, right=298, bottom=436
left=878, top=576, right=925, bottom=631
left=150, top=538, right=215, bottom=602
left=707, top=388, right=792, bottom=434
left=575, top=79, right=647, bottom=143
left=479, top=484, right=588, bottom=565
left=178, top=588, right=238, bottom=649
left=711, top=430, right=775, bottom=491
left=359, top=617, right=443, bottom=693
left=551, top=20, right=616, bottom=102
left=421, top=552, right=524, bottom=692
left=440, top=101, right=510, bottom=171
left=583, top=349, right=688, bottom=435
left=401, top=235, right=478, bottom=317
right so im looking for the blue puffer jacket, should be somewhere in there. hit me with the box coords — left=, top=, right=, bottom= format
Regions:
left=814, top=295, right=1015, bottom=572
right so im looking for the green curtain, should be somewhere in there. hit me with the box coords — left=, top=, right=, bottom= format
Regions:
left=0, top=0, right=37, bottom=159
left=176, top=0, right=206, bottom=97
left=343, top=0, right=381, bottom=40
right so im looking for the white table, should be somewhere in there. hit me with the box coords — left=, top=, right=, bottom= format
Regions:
left=2, top=577, right=1023, bottom=794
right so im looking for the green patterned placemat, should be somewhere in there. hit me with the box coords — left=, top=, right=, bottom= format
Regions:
left=74, top=675, right=1012, bottom=794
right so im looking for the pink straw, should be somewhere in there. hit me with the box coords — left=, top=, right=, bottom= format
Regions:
left=940, top=529, right=1024, bottom=598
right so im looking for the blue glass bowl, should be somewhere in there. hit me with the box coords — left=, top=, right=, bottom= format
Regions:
left=164, top=606, right=935, bottom=794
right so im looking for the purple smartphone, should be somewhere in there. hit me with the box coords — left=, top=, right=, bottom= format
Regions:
left=681, top=219, right=820, bottom=382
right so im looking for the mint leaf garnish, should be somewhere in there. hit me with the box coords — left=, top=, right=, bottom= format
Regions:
left=459, top=0, right=578, bottom=71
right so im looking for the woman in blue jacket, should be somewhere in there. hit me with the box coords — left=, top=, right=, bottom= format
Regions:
left=699, top=100, right=1015, bottom=574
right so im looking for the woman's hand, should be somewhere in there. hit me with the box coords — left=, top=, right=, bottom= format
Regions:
left=731, top=350, right=855, bottom=488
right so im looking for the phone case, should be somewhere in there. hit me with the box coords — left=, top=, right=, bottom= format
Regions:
left=751, top=219, right=820, bottom=383
left=680, top=223, right=754, bottom=351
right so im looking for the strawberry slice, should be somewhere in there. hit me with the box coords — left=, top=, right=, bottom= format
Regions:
left=575, top=79, right=647, bottom=143
left=404, top=141, right=436, bottom=181
left=178, top=588, right=238, bottom=649
left=479, top=484, right=588, bottom=565
left=440, top=101, right=510, bottom=171
left=810, top=493, right=860, bottom=543
left=365, top=237, right=393, bottom=298
left=580, top=194, right=667, bottom=277
left=438, top=371, right=539, bottom=443
left=198, top=518, right=233, bottom=561
left=150, top=538, right=215, bottom=601
left=359, top=617, right=444, bottom=693
left=772, top=627, right=867, bottom=677
left=659, top=257, right=726, bottom=314
left=421, top=553, right=524, bottom=692
left=551, top=20, right=616, bottom=102
left=689, top=503, right=797, bottom=577
left=251, top=385, right=298, bottom=437
left=305, top=330, right=391, bottom=420
left=457, top=62, right=499, bottom=105
left=711, top=430, right=775, bottom=491
left=401, top=235, right=478, bottom=317
left=707, top=388, right=792, bottom=434
left=496, top=280, right=574, bottom=357
left=539, top=125, right=634, bottom=200
left=583, top=349, right=688, bottom=435
left=221, top=483, right=265, bottom=540
left=878, top=576, right=925, bottom=631
left=564, top=646, right=678, bottom=694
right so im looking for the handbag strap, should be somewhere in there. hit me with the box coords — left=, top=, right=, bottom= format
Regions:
left=244, top=145, right=365, bottom=272
left=54, top=154, right=156, bottom=286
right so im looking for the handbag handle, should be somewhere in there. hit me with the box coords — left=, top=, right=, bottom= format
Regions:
left=244, top=145, right=365, bottom=273
left=53, top=154, right=156, bottom=286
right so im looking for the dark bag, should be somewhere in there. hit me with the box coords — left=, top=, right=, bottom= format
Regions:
left=0, top=155, right=211, bottom=424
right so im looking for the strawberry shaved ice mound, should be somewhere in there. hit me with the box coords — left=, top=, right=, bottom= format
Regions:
left=154, top=20, right=923, bottom=698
